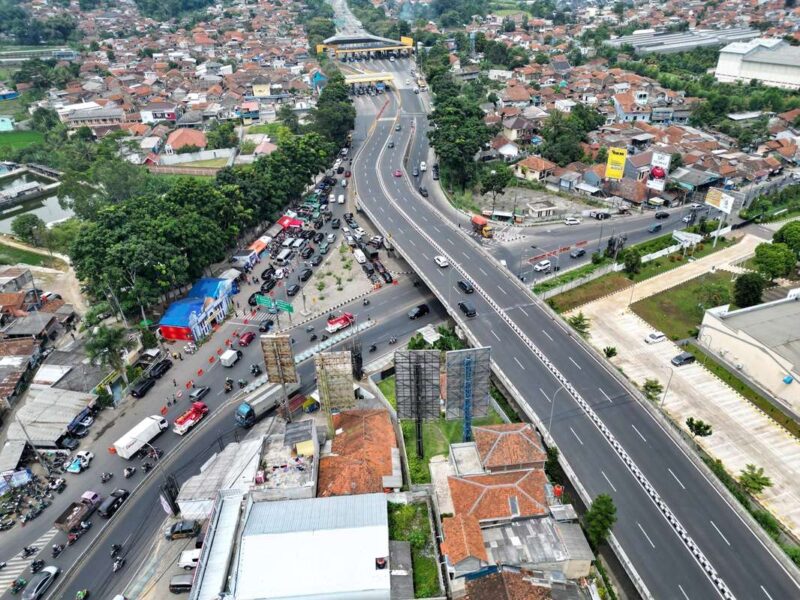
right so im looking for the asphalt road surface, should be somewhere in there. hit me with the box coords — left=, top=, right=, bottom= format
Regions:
left=347, top=56, right=800, bottom=600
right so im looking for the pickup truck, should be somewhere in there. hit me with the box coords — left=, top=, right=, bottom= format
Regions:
left=54, top=490, right=102, bottom=532
left=326, top=313, right=355, bottom=333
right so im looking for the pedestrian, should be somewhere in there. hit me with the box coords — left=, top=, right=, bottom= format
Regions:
left=178, top=352, right=183, bottom=361
left=172, top=379, right=177, bottom=387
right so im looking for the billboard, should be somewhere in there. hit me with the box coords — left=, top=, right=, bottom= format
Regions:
left=395, top=350, right=441, bottom=420
left=315, top=352, right=355, bottom=425
left=605, top=147, right=627, bottom=180
left=646, top=151, right=671, bottom=192
left=445, top=348, right=491, bottom=420
left=705, top=188, right=735, bottom=215
left=260, top=334, right=298, bottom=384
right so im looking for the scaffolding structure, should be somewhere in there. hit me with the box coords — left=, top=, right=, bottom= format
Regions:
left=395, top=350, right=441, bottom=457
left=445, top=347, right=492, bottom=442
left=260, top=334, right=298, bottom=421
left=315, top=351, right=355, bottom=435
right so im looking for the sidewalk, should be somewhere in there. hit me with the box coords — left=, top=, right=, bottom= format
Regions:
left=572, top=233, right=800, bottom=536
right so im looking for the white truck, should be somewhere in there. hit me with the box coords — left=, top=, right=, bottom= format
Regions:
left=113, top=415, right=168, bottom=460
left=220, top=349, right=243, bottom=367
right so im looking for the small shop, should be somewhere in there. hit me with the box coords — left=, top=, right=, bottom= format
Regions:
left=158, top=278, right=233, bottom=342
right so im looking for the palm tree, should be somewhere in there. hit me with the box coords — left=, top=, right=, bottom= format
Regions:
left=85, top=326, right=136, bottom=385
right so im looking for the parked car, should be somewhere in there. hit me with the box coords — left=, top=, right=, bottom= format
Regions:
left=64, top=451, right=94, bottom=474
left=261, top=266, right=275, bottom=281
left=313, top=232, right=325, bottom=243
left=534, top=260, right=552, bottom=272
left=130, top=378, right=155, bottom=399
left=564, top=217, right=581, bottom=225
left=408, top=304, right=429, bottom=319
left=58, top=437, right=80, bottom=451
left=299, top=269, right=313, bottom=282
left=261, top=279, right=276, bottom=293
left=165, top=520, right=201, bottom=541
left=331, top=219, right=341, bottom=229
left=645, top=332, right=666, bottom=344
left=311, top=255, right=323, bottom=267
left=380, top=271, right=393, bottom=284
left=248, top=293, right=260, bottom=307
left=300, top=247, right=314, bottom=259
left=286, top=284, right=300, bottom=296
left=259, top=319, right=274, bottom=333
left=569, top=248, right=586, bottom=259
left=671, top=351, right=696, bottom=366
left=457, top=280, right=474, bottom=293
left=239, top=332, right=256, bottom=347
left=150, top=359, right=173, bottom=379
left=189, top=387, right=210, bottom=401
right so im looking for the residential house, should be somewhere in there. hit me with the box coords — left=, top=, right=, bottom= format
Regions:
left=440, top=515, right=490, bottom=579
left=514, top=156, right=556, bottom=182
left=473, top=423, right=546, bottom=473
left=500, top=82, right=532, bottom=108
left=164, top=128, right=208, bottom=154
left=65, top=106, right=125, bottom=130
left=624, top=150, right=654, bottom=181
left=502, top=116, right=538, bottom=144
left=490, top=135, right=520, bottom=161
left=140, top=101, right=182, bottom=124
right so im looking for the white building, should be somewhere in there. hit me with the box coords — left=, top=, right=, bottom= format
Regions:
left=715, top=38, right=800, bottom=90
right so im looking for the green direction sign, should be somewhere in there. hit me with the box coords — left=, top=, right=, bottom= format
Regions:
left=255, top=294, right=275, bottom=308
left=275, top=300, right=294, bottom=314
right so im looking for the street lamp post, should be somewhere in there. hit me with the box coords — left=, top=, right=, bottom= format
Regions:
left=519, top=245, right=537, bottom=281
left=547, top=384, right=570, bottom=436
left=661, top=366, right=674, bottom=408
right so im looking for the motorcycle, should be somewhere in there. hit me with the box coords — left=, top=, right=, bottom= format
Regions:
left=10, top=577, right=26, bottom=594
left=183, top=343, right=197, bottom=355
left=363, top=298, right=370, bottom=306
left=31, top=559, right=44, bottom=573
left=250, top=364, right=262, bottom=376
left=389, top=337, right=397, bottom=345
left=112, top=557, right=125, bottom=573
left=142, top=462, right=153, bottom=474
left=305, top=325, right=315, bottom=332
left=368, top=344, right=377, bottom=353
left=22, top=546, right=37, bottom=558
left=51, top=544, right=64, bottom=558
left=224, top=378, right=233, bottom=393
left=110, top=544, right=121, bottom=559
left=147, top=447, right=163, bottom=460
left=321, top=334, right=329, bottom=341
left=123, top=467, right=136, bottom=479
left=309, top=334, right=317, bottom=342
left=100, top=472, right=113, bottom=483
left=76, top=589, right=90, bottom=600
left=238, top=379, right=247, bottom=389
left=0, top=561, right=6, bottom=570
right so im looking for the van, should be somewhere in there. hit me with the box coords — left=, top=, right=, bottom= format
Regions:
left=276, top=249, right=294, bottom=266
left=420, top=161, right=427, bottom=172
left=178, top=549, right=201, bottom=570
left=341, top=179, right=348, bottom=188
left=291, top=238, right=306, bottom=250
left=169, top=574, right=193, bottom=594
left=647, top=223, right=662, bottom=233
left=353, top=249, right=367, bottom=264
left=338, top=194, right=345, bottom=205
left=281, top=237, right=294, bottom=248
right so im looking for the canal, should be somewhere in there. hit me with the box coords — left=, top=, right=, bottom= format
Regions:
left=0, top=171, right=73, bottom=233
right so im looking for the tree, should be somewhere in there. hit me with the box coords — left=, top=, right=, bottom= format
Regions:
left=480, top=165, right=512, bottom=210
left=585, top=494, right=617, bottom=547
left=567, top=312, right=590, bottom=337
left=595, top=146, right=608, bottom=164
left=312, top=71, right=356, bottom=148
left=603, top=346, right=617, bottom=358
left=11, top=214, right=46, bottom=245
left=686, top=416, right=713, bottom=438
left=773, top=220, right=800, bottom=256
left=734, top=272, right=765, bottom=308
left=642, top=378, right=663, bottom=402
left=739, top=464, right=772, bottom=494
left=670, top=152, right=683, bottom=170
left=85, top=326, right=136, bottom=384
left=30, top=107, right=61, bottom=133
left=623, top=248, right=641, bottom=275
left=753, top=242, right=796, bottom=280
left=276, top=103, right=300, bottom=135
left=206, top=121, right=238, bottom=150
left=699, top=281, right=730, bottom=307
left=407, top=333, right=429, bottom=350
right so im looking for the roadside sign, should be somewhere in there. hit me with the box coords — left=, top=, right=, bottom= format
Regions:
left=275, top=300, right=294, bottom=313
left=255, top=295, right=275, bottom=308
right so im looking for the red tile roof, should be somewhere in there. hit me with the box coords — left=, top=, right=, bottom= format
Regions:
left=441, top=515, right=488, bottom=565
left=473, top=424, right=546, bottom=471
left=317, top=409, right=397, bottom=497
left=516, top=155, right=556, bottom=172
left=166, top=128, right=207, bottom=150
left=465, top=570, right=553, bottom=600
left=448, top=470, right=548, bottom=522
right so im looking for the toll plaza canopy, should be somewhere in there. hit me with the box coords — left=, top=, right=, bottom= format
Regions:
left=317, top=33, right=413, bottom=56
left=344, top=73, right=393, bottom=85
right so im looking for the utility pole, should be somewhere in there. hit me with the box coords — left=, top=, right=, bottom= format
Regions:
left=15, top=416, right=51, bottom=477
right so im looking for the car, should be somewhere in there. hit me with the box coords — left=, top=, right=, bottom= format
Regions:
left=311, top=255, right=323, bottom=267
left=647, top=223, right=662, bottom=233
left=569, top=248, right=586, bottom=259
left=393, top=169, right=402, bottom=177
left=564, top=217, right=581, bottom=225
left=299, top=268, right=313, bottom=282
left=344, top=170, right=351, bottom=177
left=457, top=280, right=474, bottom=293
left=434, top=255, right=449, bottom=268
left=689, top=203, right=703, bottom=210
left=313, top=232, right=325, bottom=243
left=261, top=266, right=275, bottom=281
left=341, top=179, right=348, bottom=188
left=362, top=263, right=375, bottom=275
left=150, top=359, right=173, bottom=379
left=239, top=332, right=256, bottom=347
left=22, top=565, right=59, bottom=600
left=458, top=301, right=477, bottom=317
left=259, top=319, right=274, bottom=332
left=655, top=211, right=669, bottom=220
left=274, top=268, right=285, bottom=279
left=165, top=520, right=201, bottom=541
left=420, top=161, right=427, bottom=172
left=337, top=165, right=344, bottom=174
left=345, top=235, right=356, bottom=247
left=682, top=214, right=693, bottom=223
left=331, top=218, right=341, bottom=229
left=59, top=437, right=80, bottom=451
left=300, top=247, right=314, bottom=259
left=645, top=332, right=667, bottom=344
left=408, top=304, right=429, bottom=319
left=69, top=424, right=90, bottom=439
left=432, top=171, right=439, bottom=180
left=418, top=186, right=428, bottom=197
left=188, top=387, right=211, bottom=402
left=64, top=451, right=94, bottom=474
left=387, top=140, right=395, bottom=149
left=395, top=123, right=401, bottom=131
left=370, top=235, right=383, bottom=247
left=286, top=284, right=300, bottom=296
left=248, top=293, right=259, bottom=307
left=534, top=260, right=551, bottom=272
left=412, top=167, right=419, bottom=177
left=130, top=377, right=155, bottom=398
left=320, top=242, right=330, bottom=255
left=326, top=233, right=337, bottom=243
left=98, top=488, right=129, bottom=518
left=381, top=271, right=393, bottom=284
left=671, top=351, right=696, bottom=366
left=261, top=279, right=276, bottom=293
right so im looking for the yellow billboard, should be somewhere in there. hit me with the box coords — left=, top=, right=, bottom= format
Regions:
left=605, top=147, right=627, bottom=180
left=400, top=36, right=414, bottom=47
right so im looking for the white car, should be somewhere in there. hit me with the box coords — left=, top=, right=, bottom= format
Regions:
left=645, top=332, right=666, bottom=344
left=434, top=255, right=449, bottom=268
left=355, top=227, right=366, bottom=237
left=533, top=260, right=551, bottom=272
left=564, top=217, right=581, bottom=225
left=689, top=203, right=703, bottom=210
left=274, top=268, right=285, bottom=279
left=326, top=233, right=336, bottom=243
left=682, top=214, right=692, bottom=223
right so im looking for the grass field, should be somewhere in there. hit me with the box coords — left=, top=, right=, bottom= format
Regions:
left=0, top=241, right=66, bottom=269
left=377, top=377, right=396, bottom=409
left=631, top=271, right=734, bottom=340
left=182, top=157, right=229, bottom=168
left=549, top=272, right=631, bottom=312
left=630, top=237, right=735, bottom=282
left=388, top=502, right=440, bottom=598
left=0, top=130, right=43, bottom=151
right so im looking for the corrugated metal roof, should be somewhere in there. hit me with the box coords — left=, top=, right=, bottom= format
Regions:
left=243, top=492, right=387, bottom=536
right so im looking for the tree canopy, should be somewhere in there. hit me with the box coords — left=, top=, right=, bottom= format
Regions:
left=585, top=494, right=617, bottom=547
left=753, top=242, right=797, bottom=280
left=539, top=105, right=605, bottom=166
left=733, top=272, right=765, bottom=308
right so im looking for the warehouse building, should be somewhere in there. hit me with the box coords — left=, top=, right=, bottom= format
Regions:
left=715, top=38, right=800, bottom=90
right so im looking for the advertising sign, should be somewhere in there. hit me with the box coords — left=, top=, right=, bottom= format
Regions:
left=605, top=147, right=627, bottom=180
left=646, top=151, right=671, bottom=192
left=705, top=188, right=735, bottom=215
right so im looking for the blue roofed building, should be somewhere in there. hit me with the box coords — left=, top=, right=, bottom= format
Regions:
left=158, top=278, right=232, bottom=341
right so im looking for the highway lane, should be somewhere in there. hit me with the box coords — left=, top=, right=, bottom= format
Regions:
left=350, top=64, right=800, bottom=599
left=46, top=289, right=447, bottom=599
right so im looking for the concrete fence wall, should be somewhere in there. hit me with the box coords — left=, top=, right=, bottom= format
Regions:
left=158, top=148, right=235, bottom=166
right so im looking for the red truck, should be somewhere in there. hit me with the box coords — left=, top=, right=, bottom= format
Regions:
left=326, top=312, right=355, bottom=333
left=471, top=215, right=493, bottom=238
left=173, top=401, right=209, bottom=436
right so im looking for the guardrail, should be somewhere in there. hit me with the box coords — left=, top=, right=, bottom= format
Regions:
left=351, top=108, right=739, bottom=600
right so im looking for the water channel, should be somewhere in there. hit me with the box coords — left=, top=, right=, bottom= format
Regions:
left=0, top=170, right=73, bottom=233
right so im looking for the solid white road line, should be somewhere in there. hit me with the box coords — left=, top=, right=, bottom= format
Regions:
left=668, top=468, right=686, bottom=490
left=569, top=427, right=584, bottom=445
left=632, top=424, right=647, bottom=443
left=637, top=522, right=656, bottom=549
left=678, top=585, right=690, bottom=600
left=710, top=520, right=731, bottom=546
left=491, top=331, right=501, bottom=341
left=601, top=470, right=618, bottom=492
left=761, top=585, right=775, bottom=600
left=598, top=388, right=613, bottom=403
left=513, top=357, right=525, bottom=370
left=541, top=329, right=553, bottom=341
left=518, top=307, right=529, bottom=317
left=568, top=356, right=582, bottom=370
left=539, top=387, right=550, bottom=402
